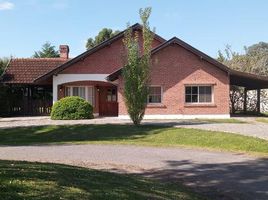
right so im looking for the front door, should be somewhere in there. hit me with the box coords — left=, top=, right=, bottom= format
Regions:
left=99, top=86, right=118, bottom=116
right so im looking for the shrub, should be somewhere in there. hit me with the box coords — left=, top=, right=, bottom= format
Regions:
left=51, top=96, right=93, bottom=120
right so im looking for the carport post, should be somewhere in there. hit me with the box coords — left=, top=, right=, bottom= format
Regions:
left=243, top=88, right=247, bottom=113
left=257, top=89, right=261, bottom=113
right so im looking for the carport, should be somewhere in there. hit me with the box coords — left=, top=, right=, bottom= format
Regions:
left=229, top=69, right=268, bottom=113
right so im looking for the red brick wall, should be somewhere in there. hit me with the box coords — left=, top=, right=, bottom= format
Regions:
left=61, top=30, right=163, bottom=74
left=118, top=43, right=230, bottom=115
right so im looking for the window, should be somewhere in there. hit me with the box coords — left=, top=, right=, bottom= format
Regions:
left=148, top=86, right=162, bottom=103
left=185, top=86, right=212, bottom=103
left=107, top=88, right=117, bottom=102
left=87, top=87, right=94, bottom=106
left=65, top=86, right=94, bottom=106
left=72, top=87, right=85, bottom=99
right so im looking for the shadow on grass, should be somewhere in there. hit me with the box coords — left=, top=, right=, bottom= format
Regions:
left=142, top=157, right=268, bottom=200
left=0, top=124, right=170, bottom=146
left=0, top=160, right=203, bottom=200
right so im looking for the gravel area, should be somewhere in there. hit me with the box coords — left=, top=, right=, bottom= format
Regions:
left=0, top=144, right=267, bottom=200
left=1, top=116, right=268, bottom=140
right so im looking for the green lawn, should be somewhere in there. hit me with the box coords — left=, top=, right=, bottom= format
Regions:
left=1, top=124, right=268, bottom=155
left=0, top=160, right=204, bottom=200
left=256, top=118, right=268, bottom=123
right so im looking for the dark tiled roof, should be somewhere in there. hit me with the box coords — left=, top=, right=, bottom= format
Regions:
left=2, top=58, right=68, bottom=84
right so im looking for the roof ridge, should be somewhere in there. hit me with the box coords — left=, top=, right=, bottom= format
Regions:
left=12, top=58, right=68, bottom=60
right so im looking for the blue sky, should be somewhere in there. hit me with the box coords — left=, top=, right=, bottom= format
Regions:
left=0, top=0, right=268, bottom=58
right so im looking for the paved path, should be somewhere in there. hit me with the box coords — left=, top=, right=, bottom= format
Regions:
left=0, top=144, right=268, bottom=200
left=175, top=122, right=268, bottom=140
left=1, top=116, right=268, bottom=140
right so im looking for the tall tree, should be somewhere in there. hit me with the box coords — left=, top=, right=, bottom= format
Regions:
left=0, top=57, right=10, bottom=75
left=122, top=7, right=154, bottom=125
left=33, top=42, right=60, bottom=58
left=86, top=28, right=120, bottom=50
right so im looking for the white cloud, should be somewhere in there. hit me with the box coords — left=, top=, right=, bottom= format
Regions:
left=0, top=1, right=14, bottom=10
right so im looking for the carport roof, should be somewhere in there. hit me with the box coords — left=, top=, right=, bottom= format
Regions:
left=229, top=69, right=268, bottom=90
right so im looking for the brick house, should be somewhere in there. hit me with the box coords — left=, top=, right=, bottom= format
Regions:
left=2, top=23, right=268, bottom=118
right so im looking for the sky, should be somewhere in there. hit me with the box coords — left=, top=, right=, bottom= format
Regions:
left=0, top=0, right=268, bottom=58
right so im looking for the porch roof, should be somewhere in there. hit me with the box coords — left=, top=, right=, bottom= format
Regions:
left=1, top=58, right=68, bottom=84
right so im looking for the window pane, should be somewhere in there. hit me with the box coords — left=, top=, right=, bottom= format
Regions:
left=65, top=87, right=71, bottom=96
left=199, top=86, right=212, bottom=103
left=149, top=95, right=161, bottom=103
left=185, top=87, right=191, bottom=95
left=199, top=86, right=205, bottom=94
left=192, top=87, right=198, bottom=94
left=148, top=86, right=162, bottom=103
left=185, top=95, right=191, bottom=103
left=88, top=87, right=94, bottom=106
left=206, top=86, right=212, bottom=95
left=192, top=94, right=198, bottom=102
left=149, top=87, right=161, bottom=95
left=199, top=94, right=206, bottom=102
left=79, top=87, right=86, bottom=99
left=73, top=87, right=79, bottom=96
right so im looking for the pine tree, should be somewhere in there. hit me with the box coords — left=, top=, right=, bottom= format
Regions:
left=33, top=42, right=60, bottom=58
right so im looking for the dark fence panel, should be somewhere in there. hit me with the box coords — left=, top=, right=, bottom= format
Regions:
left=0, top=84, right=52, bottom=117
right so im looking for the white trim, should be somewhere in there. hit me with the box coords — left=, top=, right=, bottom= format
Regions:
left=118, top=114, right=230, bottom=119
left=53, top=74, right=109, bottom=103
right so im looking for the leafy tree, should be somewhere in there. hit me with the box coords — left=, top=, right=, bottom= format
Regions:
left=86, top=28, right=120, bottom=50
left=122, top=7, right=154, bottom=125
left=0, top=57, right=10, bottom=76
left=246, top=42, right=268, bottom=56
left=33, top=42, right=60, bottom=58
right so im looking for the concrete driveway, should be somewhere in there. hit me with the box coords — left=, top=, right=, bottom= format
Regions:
left=0, top=144, right=267, bottom=200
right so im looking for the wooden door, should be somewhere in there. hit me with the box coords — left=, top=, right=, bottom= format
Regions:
left=99, top=86, right=118, bottom=116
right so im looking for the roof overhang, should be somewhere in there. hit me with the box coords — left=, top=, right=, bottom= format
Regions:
left=229, top=70, right=268, bottom=90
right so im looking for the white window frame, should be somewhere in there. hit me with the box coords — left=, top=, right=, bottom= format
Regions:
left=65, top=86, right=95, bottom=106
left=147, top=85, right=163, bottom=104
left=185, top=85, right=214, bottom=104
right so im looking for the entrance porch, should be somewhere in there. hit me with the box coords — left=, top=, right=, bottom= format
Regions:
left=57, top=81, right=118, bottom=117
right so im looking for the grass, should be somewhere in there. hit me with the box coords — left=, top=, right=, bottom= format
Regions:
left=0, top=160, right=204, bottom=200
left=256, top=118, right=268, bottom=123
left=1, top=124, right=268, bottom=155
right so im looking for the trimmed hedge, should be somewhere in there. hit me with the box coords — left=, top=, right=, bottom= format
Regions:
left=51, top=96, right=94, bottom=120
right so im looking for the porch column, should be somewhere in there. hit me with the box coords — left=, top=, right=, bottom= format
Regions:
left=257, top=89, right=261, bottom=113
left=243, top=88, right=247, bottom=113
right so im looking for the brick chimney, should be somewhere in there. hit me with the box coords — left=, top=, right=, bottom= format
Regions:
left=59, top=45, right=69, bottom=59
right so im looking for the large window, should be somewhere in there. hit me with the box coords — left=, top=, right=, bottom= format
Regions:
left=185, top=86, right=212, bottom=103
left=65, top=86, right=94, bottom=106
left=148, top=86, right=162, bottom=103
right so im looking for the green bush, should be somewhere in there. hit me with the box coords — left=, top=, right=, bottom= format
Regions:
left=51, top=96, right=94, bottom=120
